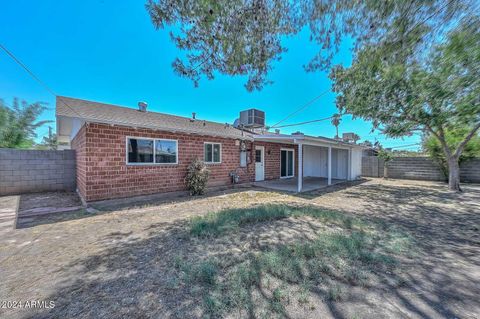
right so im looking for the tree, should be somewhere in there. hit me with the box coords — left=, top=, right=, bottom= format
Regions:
left=38, top=126, right=58, bottom=150
left=0, top=98, right=49, bottom=149
left=423, top=128, right=480, bottom=179
left=331, top=113, right=341, bottom=139
left=146, top=0, right=298, bottom=91
left=146, top=0, right=478, bottom=191
left=330, top=18, right=480, bottom=191
left=146, top=0, right=470, bottom=90
left=378, top=149, right=393, bottom=179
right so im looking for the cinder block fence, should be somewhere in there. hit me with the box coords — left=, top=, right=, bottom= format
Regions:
left=0, top=149, right=76, bottom=195
left=362, top=156, right=480, bottom=183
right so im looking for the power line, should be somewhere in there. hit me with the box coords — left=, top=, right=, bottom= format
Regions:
left=0, top=43, right=84, bottom=119
left=272, top=115, right=335, bottom=129
left=389, top=142, right=421, bottom=149
left=271, top=89, right=331, bottom=128
left=0, top=43, right=56, bottom=96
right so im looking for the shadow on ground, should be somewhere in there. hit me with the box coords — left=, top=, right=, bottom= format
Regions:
left=23, top=180, right=480, bottom=318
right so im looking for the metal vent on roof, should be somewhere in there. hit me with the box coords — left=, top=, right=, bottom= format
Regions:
left=138, top=101, right=148, bottom=112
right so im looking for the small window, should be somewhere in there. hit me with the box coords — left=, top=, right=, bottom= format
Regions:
left=255, top=149, right=262, bottom=163
left=128, top=138, right=154, bottom=163
left=127, top=137, right=177, bottom=164
left=204, top=143, right=221, bottom=163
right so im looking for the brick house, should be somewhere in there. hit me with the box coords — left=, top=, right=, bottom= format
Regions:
left=56, top=96, right=364, bottom=202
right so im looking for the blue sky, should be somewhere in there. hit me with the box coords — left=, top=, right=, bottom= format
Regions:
left=0, top=0, right=420, bottom=149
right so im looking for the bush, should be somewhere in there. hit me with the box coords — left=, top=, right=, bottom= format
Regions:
left=185, top=158, right=210, bottom=195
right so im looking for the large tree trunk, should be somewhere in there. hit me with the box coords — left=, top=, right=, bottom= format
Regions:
left=447, top=156, right=461, bottom=192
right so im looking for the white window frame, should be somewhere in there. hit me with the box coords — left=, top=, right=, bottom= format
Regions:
left=126, top=136, right=178, bottom=165
left=280, top=148, right=295, bottom=178
left=204, top=142, right=222, bottom=164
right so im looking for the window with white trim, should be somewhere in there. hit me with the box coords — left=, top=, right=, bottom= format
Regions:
left=204, top=142, right=221, bottom=163
left=127, top=138, right=177, bottom=164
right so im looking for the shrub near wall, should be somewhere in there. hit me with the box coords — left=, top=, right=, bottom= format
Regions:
left=0, top=149, right=76, bottom=195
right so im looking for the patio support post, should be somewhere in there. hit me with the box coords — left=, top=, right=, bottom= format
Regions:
left=348, top=148, right=352, bottom=181
left=327, top=146, right=332, bottom=185
left=297, top=143, right=303, bottom=192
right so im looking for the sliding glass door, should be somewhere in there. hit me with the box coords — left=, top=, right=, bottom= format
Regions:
left=280, top=149, right=294, bottom=178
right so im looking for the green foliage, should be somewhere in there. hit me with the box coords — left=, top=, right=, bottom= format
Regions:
left=146, top=0, right=297, bottom=91
left=377, top=149, right=393, bottom=162
left=0, top=98, right=50, bottom=149
left=331, top=17, right=480, bottom=189
left=38, top=130, right=57, bottom=150
left=424, top=129, right=480, bottom=176
left=146, top=0, right=470, bottom=90
left=331, top=17, right=480, bottom=139
left=331, top=114, right=341, bottom=138
left=185, top=158, right=210, bottom=195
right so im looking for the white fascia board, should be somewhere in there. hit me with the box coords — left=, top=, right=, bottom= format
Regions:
left=303, top=137, right=365, bottom=150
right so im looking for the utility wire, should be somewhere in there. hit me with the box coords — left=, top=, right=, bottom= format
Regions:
left=0, top=43, right=84, bottom=119
left=389, top=142, right=421, bottom=149
left=273, top=116, right=335, bottom=129
left=270, top=89, right=330, bottom=128
left=0, top=43, right=56, bottom=96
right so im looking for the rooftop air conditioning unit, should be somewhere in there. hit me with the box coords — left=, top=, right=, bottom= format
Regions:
left=239, top=109, right=265, bottom=128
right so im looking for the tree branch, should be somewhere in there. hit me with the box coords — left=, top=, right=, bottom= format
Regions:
left=424, top=122, right=453, bottom=157
left=454, top=122, right=480, bottom=158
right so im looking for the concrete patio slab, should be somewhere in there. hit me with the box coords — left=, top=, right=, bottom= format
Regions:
left=253, top=177, right=346, bottom=192
left=0, top=195, right=19, bottom=234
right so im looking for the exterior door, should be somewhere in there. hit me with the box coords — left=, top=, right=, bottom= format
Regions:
left=280, top=149, right=295, bottom=178
left=255, top=146, right=265, bottom=181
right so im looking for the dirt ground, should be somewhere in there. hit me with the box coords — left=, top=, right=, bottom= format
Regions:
left=0, top=178, right=479, bottom=318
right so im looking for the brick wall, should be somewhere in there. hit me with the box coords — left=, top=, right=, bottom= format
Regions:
left=76, top=123, right=252, bottom=201
left=256, top=142, right=298, bottom=180
left=71, top=124, right=87, bottom=199
left=73, top=123, right=298, bottom=201
left=0, top=149, right=76, bottom=195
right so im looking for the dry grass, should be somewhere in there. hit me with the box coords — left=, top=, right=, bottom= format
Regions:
left=1, top=179, right=479, bottom=318
left=175, top=204, right=411, bottom=318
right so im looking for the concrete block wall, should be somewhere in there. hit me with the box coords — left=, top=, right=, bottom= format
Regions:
left=387, top=157, right=445, bottom=181
left=361, top=156, right=385, bottom=178
left=460, top=158, right=480, bottom=183
left=0, top=149, right=76, bottom=195
left=362, top=156, right=480, bottom=183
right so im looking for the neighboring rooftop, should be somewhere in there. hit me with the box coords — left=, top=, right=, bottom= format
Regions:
left=56, top=96, right=254, bottom=140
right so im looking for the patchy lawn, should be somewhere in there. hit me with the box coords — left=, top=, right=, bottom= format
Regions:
left=0, top=178, right=479, bottom=318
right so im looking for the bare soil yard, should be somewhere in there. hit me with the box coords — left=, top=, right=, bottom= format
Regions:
left=0, top=178, right=479, bottom=318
